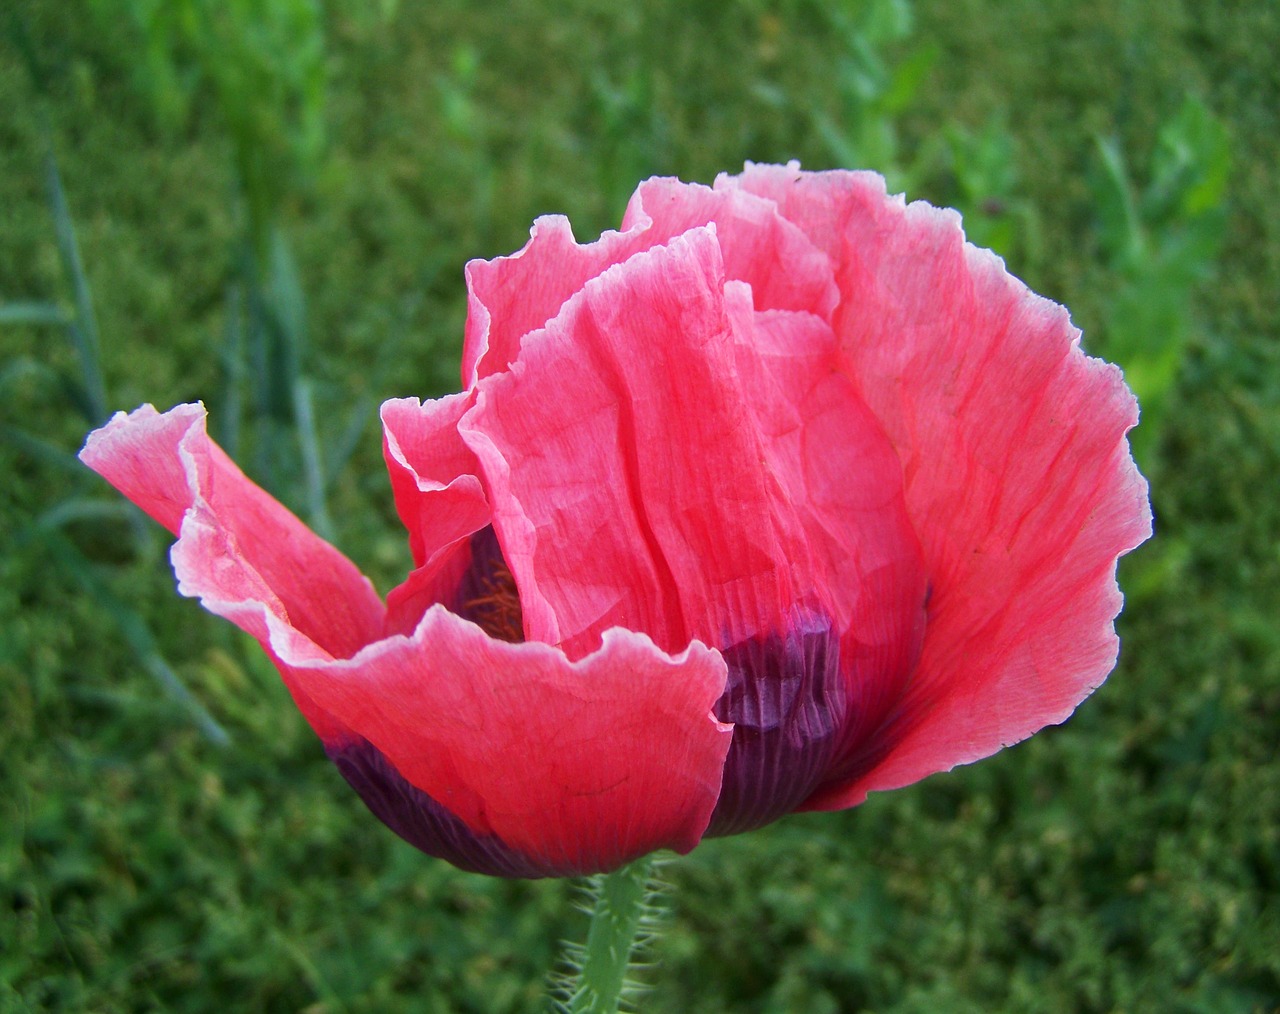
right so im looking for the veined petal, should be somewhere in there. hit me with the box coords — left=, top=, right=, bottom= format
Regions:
left=721, top=283, right=928, bottom=779
left=82, top=403, right=733, bottom=876
left=723, top=163, right=1152, bottom=805
left=460, top=176, right=839, bottom=387
left=272, top=609, right=732, bottom=876
left=460, top=227, right=817, bottom=660
left=380, top=395, right=492, bottom=636
left=79, top=403, right=385, bottom=662
left=79, top=403, right=385, bottom=743
left=462, top=216, right=661, bottom=385
left=622, top=178, right=839, bottom=320
left=381, top=394, right=490, bottom=569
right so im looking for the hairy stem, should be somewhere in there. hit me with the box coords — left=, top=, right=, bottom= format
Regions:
left=566, top=855, right=659, bottom=1014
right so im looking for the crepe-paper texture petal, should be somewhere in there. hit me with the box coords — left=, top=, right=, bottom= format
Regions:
left=82, top=164, right=1150, bottom=878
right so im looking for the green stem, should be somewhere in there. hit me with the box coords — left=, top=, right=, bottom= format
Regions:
left=567, top=855, right=658, bottom=1014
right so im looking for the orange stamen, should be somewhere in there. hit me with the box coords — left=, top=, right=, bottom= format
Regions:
left=463, top=560, right=524, bottom=643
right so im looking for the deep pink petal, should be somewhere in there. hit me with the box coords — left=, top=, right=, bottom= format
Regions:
left=462, top=216, right=660, bottom=385
left=80, top=404, right=385, bottom=661
left=460, top=228, right=824, bottom=660
left=621, top=178, right=839, bottom=319
left=721, top=283, right=928, bottom=770
left=79, top=403, right=387, bottom=743
left=83, top=403, right=733, bottom=874
left=380, top=396, right=493, bottom=635
left=381, top=394, right=490, bottom=569
left=724, top=164, right=1152, bottom=805
left=271, top=608, right=732, bottom=874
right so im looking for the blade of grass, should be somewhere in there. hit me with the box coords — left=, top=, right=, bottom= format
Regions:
left=219, top=281, right=245, bottom=457
left=45, top=148, right=108, bottom=425
left=293, top=376, right=334, bottom=542
left=1, top=422, right=92, bottom=476
left=321, top=392, right=374, bottom=495
left=0, top=301, right=70, bottom=326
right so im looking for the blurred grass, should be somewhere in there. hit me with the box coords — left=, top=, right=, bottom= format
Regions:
left=2, top=0, right=1278, bottom=1011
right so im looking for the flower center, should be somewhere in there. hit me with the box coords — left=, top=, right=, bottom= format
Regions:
left=453, top=526, right=525, bottom=643
left=463, top=558, right=524, bottom=643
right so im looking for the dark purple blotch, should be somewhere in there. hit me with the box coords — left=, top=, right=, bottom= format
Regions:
left=706, top=611, right=847, bottom=837
left=327, top=737, right=580, bottom=878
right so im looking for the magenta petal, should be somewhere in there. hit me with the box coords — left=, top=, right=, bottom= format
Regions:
left=79, top=404, right=384, bottom=662
left=273, top=610, right=732, bottom=875
left=460, top=228, right=822, bottom=659
left=726, top=163, right=1152, bottom=804
left=622, top=178, right=840, bottom=319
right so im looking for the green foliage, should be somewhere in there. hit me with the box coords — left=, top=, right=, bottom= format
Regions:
left=808, top=0, right=936, bottom=189
left=933, top=116, right=1044, bottom=271
left=1089, top=95, right=1232, bottom=470
left=88, top=0, right=329, bottom=249
left=3, top=0, right=1277, bottom=1011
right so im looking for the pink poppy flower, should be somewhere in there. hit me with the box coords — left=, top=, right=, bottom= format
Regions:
left=81, top=164, right=1151, bottom=877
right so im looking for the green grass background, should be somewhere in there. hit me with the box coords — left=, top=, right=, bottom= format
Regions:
left=3, top=0, right=1278, bottom=1010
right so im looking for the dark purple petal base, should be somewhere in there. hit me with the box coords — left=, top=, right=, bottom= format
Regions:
left=706, top=611, right=847, bottom=837
left=327, top=738, right=570, bottom=878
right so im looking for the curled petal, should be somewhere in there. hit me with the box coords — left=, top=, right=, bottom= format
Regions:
left=461, top=228, right=820, bottom=659
left=462, top=216, right=659, bottom=385
left=381, top=394, right=489, bottom=569
left=272, top=611, right=733, bottom=875
left=82, top=404, right=733, bottom=876
left=724, top=163, right=1152, bottom=804
left=622, top=178, right=840, bottom=319
left=380, top=395, right=491, bottom=635
left=461, top=173, right=838, bottom=386
left=79, top=404, right=384, bottom=662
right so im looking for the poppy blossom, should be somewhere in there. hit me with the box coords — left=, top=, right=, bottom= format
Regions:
left=81, top=164, right=1151, bottom=877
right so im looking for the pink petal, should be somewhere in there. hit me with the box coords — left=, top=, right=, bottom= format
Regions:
left=80, top=404, right=385, bottom=662
left=621, top=178, right=840, bottom=319
left=460, top=228, right=822, bottom=660
left=380, top=395, right=493, bottom=635
left=724, top=164, right=1152, bottom=805
left=460, top=176, right=839, bottom=387
left=721, top=283, right=928, bottom=768
left=462, top=216, right=659, bottom=385
left=272, top=609, right=732, bottom=874
left=82, top=403, right=733, bottom=874
left=381, top=394, right=490, bottom=568
left=80, top=404, right=385, bottom=743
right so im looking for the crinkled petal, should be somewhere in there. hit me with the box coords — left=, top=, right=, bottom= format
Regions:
left=79, top=403, right=385, bottom=743
left=461, top=176, right=840, bottom=387
left=724, top=163, right=1152, bottom=805
left=462, top=216, right=660, bottom=385
left=380, top=395, right=491, bottom=635
left=79, top=403, right=385, bottom=662
left=621, top=178, right=840, bottom=319
left=82, top=403, right=733, bottom=875
left=382, top=394, right=490, bottom=568
left=721, top=283, right=928, bottom=776
left=460, top=228, right=821, bottom=660
left=272, top=609, right=732, bottom=875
